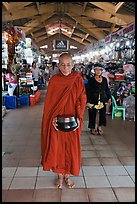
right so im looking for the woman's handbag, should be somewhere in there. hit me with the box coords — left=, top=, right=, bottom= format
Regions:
left=57, top=116, right=78, bottom=132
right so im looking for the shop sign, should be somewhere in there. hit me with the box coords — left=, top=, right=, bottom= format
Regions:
left=123, top=23, right=135, bottom=35
left=112, top=23, right=135, bottom=38
left=54, top=40, right=69, bottom=50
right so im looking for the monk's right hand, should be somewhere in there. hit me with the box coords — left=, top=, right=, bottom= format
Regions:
left=52, top=117, right=59, bottom=131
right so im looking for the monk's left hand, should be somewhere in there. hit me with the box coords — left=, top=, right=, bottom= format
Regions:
left=73, top=118, right=80, bottom=131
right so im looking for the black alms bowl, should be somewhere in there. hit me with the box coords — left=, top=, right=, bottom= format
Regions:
left=57, top=116, right=78, bottom=132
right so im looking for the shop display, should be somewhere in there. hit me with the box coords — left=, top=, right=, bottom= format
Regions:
left=123, top=94, right=135, bottom=119
left=18, top=72, right=34, bottom=95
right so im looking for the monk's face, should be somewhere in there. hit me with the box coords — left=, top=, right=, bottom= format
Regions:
left=58, top=56, right=73, bottom=76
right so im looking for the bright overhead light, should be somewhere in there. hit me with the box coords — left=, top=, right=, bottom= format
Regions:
left=47, top=27, right=71, bottom=34
left=70, top=45, right=77, bottom=49
left=40, top=45, right=48, bottom=49
left=47, top=27, right=59, bottom=34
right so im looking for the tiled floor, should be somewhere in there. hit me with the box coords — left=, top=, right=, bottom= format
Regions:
left=2, top=89, right=135, bottom=202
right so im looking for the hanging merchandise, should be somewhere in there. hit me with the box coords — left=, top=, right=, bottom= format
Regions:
left=2, top=32, right=8, bottom=68
left=5, top=23, right=25, bottom=66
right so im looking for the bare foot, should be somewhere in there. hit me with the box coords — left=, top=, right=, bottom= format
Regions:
left=64, top=174, right=75, bottom=188
left=55, top=174, right=63, bottom=188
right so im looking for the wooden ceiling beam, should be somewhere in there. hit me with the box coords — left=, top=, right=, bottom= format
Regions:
left=63, top=15, right=97, bottom=43
left=88, top=3, right=134, bottom=25
left=2, top=4, right=56, bottom=21
left=83, top=2, right=88, bottom=12
left=32, top=31, right=47, bottom=38
left=65, top=3, right=134, bottom=27
left=24, top=13, right=55, bottom=35
left=70, top=21, right=78, bottom=37
left=35, top=35, right=48, bottom=43
left=25, top=25, right=45, bottom=35
left=81, top=33, right=89, bottom=42
left=69, top=13, right=105, bottom=40
left=9, top=2, right=32, bottom=10
left=87, top=9, right=134, bottom=26
left=2, top=2, right=10, bottom=11
left=36, top=2, right=40, bottom=14
left=110, top=23, right=119, bottom=34
left=115, top=2, right=125, bottom=13
left=89, top=2, right=116, bottom=15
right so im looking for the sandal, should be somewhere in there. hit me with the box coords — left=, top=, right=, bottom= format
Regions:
left=64, top=175, right=75, bottom=188
left=90, top=128, right=97, bottom=135
left=55, top=174, right=64, bottom=189
left=97, top=127, right=104, bottom=135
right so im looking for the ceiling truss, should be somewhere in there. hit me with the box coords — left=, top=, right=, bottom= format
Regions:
left=2, top=2, right=135, bottom=54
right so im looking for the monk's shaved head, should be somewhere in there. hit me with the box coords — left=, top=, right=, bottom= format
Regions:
left=59, top=53, right=72, bottom=63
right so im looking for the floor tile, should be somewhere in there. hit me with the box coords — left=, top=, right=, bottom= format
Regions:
left=4, top=189, right=34, bottom=202
left=113, top=187, right=135, bottom=202
left=87, top=188, right=118, bottom=202
left=2, top=167, right=17, bottom=177
left=67, top=176, right=86, bottom=188
left=82, top=158, right=101, bottom=166
left=118, top=157, right=135, bottom=165
left=14, top=167, right=38, bottom=177
left=103, top=166, right=128, bottom=175
left=33, top=189, right=61, bottom=202
left=82, top=166, right=106, bottom=176
left=9, top=177, right=36, bottom=189
left=85, top=176, right=111, bottom=188
left=130, top=175, right=135, bottom=183
left=2, top=190, right=8, bottom=202
left=35, top=176, right=57, bottom=189
left=93, top=144, right=112, bottom=150
left=99, top=157, right=122, bottom=166
left=110, top=144, right=129, bottom=151
left=81, top=138, right=92, bottom=145
left=82, top=151, right=98, bottom=158
left=115, top=150, right=134, bottom=157
left=4, top=145, right=26, bottom=152
left=90, top=136, right=108, bottom=145
left=61, top=189, right=89, bottom=202
left=2, top=177, right=13, bottom=189
left=18, top=159, right=41, bottom=167
left=124, top=165, right=135, bottom=175
left=38, top=167, right=55, bottom=176
left=81, top=145, right=94, bottom=151
left=97, top=150, right=117, bottom=158
left=108, top=175, right=135, bottom=187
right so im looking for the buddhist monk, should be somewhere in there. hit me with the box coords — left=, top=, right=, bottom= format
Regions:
left=41, top=53, right=86, bottom=188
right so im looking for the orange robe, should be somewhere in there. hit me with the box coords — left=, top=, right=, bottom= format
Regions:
left=41, top=71, right=86, bottom=176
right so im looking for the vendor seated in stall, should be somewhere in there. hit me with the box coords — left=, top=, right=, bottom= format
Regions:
left=4, top=65, right=18, bottom=96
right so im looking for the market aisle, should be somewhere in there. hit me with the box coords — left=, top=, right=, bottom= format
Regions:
left=2, top=90, right=135, bottom=202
